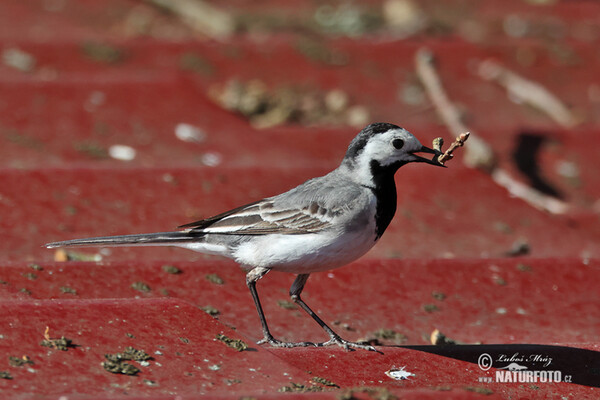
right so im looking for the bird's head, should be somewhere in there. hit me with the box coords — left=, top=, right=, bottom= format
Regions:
left=342, top=123, right=443, bottom=184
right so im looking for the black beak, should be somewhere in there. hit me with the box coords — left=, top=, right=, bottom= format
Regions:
left=409, top=145, right=446, bottom=167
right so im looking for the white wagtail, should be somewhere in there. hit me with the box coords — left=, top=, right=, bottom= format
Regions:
left=46, top=122, right=443, bottom=351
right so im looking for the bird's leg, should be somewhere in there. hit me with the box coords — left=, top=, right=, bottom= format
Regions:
left=289, top=274, right=379, bottom=352
left=245, top=267, right=316, bottom=348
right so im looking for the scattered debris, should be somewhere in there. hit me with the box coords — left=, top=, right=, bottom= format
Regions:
left=432, top=291, right=447, bottom=301
left=162, top=264, right=182, bottom=274
left=312, top=376, right=339, bottom=388
left=385, top=366, right=415, bottom=380
left=143, top=379, right=159, bottom=386
left=0, top=371, right=13, bottom=380
left=40, top=326, right=75, bottom=351
left=29, top=263, right=43, bottom=271
left=201, top=305, right=220, bottom=316
left=516, top=263, right=533, bottom=272
left=369, top=328, right=408, bottom=345
left=422, top=304, right=439, bottom=313
left=103, top=346, right=151, bottom=376
left=205, top=273, right=225, bottom=285
left=175, top=123, right=206, bottom=143
left=108, top=144, right=137, bottom=161
left=505, top=239, right=531, bottom=257
left=215, top=333, right=248, bottom=352
left=103, top=359, right=140, bottom=375
left=22, top=272, right=37, bottom=281
left=105, top=346, right=151, bottom=362
left=2, top=47, right=36, bottom=72
left=74, top=142, right=109, bottom=159
left=208, top=79, right=369, bottom=129
left=478, top=59, right=578, bottom=128
left=60, top=286, right=78, bottom=295
left=54, top=249, right=102, bottom=262
left=493, top=276, right=507, bottom=286
left=131, top=281, right=151, bottom=293
left=430, top=329, right=458, bottom=345
left=8, top=356, right=34, bottom=367
left=278, top=382, right=323, bottom=393
left=277, top=300, right=297, bottom=310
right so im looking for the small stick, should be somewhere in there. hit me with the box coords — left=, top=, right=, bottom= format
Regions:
left=144, top=0, right=235, bottom=39
left=437, top=132, right=470, bottom=165
left=478, top=59, right=578, bottom=129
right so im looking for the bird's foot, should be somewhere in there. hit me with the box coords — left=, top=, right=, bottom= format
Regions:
left=318, top=336, right=381, bottom=353
left=257, top=335, right=317, bottom=348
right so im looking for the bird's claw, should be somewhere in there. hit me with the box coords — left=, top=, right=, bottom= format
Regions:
left=318, top=336, right=381, bottom=353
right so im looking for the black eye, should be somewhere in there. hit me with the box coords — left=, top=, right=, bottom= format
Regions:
left=392, top=139, right=404, bottom=149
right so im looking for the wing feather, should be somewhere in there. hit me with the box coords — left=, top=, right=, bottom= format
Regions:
left=180, top=199, right=335, bottom=235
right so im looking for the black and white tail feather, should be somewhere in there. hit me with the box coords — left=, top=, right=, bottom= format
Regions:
left=44, top=122, right=443, bottom=352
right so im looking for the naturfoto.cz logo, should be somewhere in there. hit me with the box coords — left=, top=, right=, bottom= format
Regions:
left=477, top=352, right=571, bottom=383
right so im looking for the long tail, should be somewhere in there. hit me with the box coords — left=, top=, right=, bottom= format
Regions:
left=45, top=231, right=201, bottom=249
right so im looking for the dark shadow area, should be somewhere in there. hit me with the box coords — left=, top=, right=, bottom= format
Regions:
left=513, top=132, right=563, bottom=199
left=400, top=344, right=599, bottom=388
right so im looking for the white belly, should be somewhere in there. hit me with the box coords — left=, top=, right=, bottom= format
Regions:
left=232, top=227, right=378, bottom=274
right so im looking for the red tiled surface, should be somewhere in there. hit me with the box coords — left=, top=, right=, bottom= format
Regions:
left=1, top=1, right=599, bottom=399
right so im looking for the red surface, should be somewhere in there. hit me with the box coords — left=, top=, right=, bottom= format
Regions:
left=1, top=0, right=599, bottom=399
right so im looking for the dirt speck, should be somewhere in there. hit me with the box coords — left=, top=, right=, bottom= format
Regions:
left=430, top=329, right=457, bottom=345
left=422, top=304, right=440, bottom=313
left=102, top=346, right=151, bottom=376
left=201, top=306, right=220, bottom=316
left=517, top=263, right=533, bottom=272
left=278, top=382, right=323, bottom=392
left=312, top=376, right=339, bottom=388
left=102, top=359, right=140, bottom=375
left=206, top=273, right=225, bottom=285
left=216, top=333, right=248, bottom=351
left=277, top=300, right=297, bottom=310
left=8, top=356, right=33, bottom=367
left=0, top=371, right=12, bottom=380
left=432, top=291, right=447, bottom=301
left=370, top=328, right=408, bottom=345
left=131, top=281, right=151, bottom=292
left=41, top=327, right=75, bottom=351
left=60, top=286, right=78, bottom=295
left=162, top=265, right=182, bottom=274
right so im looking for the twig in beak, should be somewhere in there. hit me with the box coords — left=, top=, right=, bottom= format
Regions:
left=437, top=132, right=470, bottom=165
